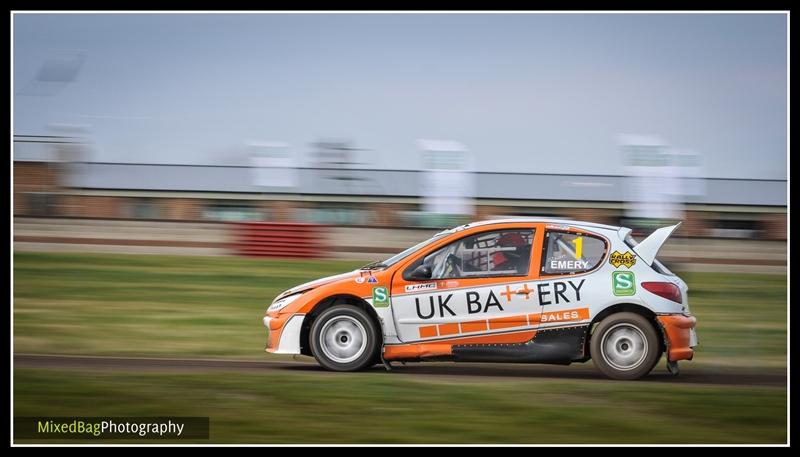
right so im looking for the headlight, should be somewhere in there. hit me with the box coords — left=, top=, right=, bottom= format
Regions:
left=268, top=292, right=304, bottom=312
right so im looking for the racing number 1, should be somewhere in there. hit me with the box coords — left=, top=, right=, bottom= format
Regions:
left=571, top=236, right=583, bottom=260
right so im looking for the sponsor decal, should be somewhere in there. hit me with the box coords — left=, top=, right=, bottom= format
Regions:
left=609, top=250, right=637, bottom=269
left=367, top=276, right=378, bottom=284
left=438, top=280, right=459, bottom=289
left=546, top=224, right=571, bottom=230
left=549, top=260, right=590, bottom=270
left=413, top=279, right=585, bottom=320
left=500, top=284, right=532, bottom=301
left=372, top=287, right=390, bottom=307
left=354, top=277, right=365, bottom=284
left=612, top=271, right=636, bottom=296
left=406, top=282, right=437, bottom=292
left=540, top=307, right=590, bottom=323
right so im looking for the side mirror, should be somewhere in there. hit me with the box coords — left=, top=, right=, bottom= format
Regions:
left=409, top=264, right=432, bottom=280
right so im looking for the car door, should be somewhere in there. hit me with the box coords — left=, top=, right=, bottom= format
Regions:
left=389, top=226, right=542, bottom=343
left=537, top=227, right=609, bottom=328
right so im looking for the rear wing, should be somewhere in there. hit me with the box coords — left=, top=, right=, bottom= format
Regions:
left=621, top=222, right=682, bottom=266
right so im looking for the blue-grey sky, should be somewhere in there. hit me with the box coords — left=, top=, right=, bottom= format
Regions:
left=13, top=13, right=787, bottom=179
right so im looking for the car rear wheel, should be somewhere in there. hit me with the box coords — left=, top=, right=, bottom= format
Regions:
left=590, top=312, right=661, bottom=380
left=310, top=305, right=380, bottom=372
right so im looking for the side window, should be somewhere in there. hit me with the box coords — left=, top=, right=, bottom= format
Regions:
left=542, top=231, right=607, bottom=275
left=419, top=229, right=534, bottom=279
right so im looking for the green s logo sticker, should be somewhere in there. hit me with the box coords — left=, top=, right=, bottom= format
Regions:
left=612, top=271, right=636, bottom=296
left=372, top=286, right=390, bottom=307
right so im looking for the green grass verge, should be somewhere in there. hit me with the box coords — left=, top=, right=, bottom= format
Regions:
left=13, top=368, right=786, bottom=444
left=14, top=252, right=786, bottom=367
left=677, top=270, right=786, bottom=367
left=13, top=253, right=364, bottom=358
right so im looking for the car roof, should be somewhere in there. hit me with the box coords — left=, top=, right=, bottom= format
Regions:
left=462, top=218, right=622, bottom=231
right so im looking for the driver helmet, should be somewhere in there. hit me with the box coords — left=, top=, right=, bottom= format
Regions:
left=492, top=232, right=526, bottom=270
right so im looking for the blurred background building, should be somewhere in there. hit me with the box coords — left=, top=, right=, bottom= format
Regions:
left=14, top=135, right=786, bottom=237
left=14, top=134, right=786, bottom=261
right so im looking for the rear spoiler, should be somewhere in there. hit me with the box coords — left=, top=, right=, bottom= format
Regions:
left=626, top=222, right=682, bottom=266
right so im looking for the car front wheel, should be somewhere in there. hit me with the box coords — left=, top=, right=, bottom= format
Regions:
left=309, top=305, right=380, bottom=372
left=590, top=312, right=661, bottom=380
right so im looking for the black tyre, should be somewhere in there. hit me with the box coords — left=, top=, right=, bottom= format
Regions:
left=590, top=312, right=661, bottom=380
left=309, top=305, right=380, bottom=372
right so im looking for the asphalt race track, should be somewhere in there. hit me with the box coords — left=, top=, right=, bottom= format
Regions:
left=15, top=354, right=785, bottom=387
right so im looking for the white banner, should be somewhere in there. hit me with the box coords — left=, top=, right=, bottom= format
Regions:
left=250, top=142, right=297, bottom=189
left=418, top=139, right=475, bottom=216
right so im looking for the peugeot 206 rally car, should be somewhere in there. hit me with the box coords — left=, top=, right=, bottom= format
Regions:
left=263, top=219, right=697, bottom=380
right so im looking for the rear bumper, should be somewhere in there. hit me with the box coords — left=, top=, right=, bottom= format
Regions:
left=657, top=314, right=698, bottom=362
left=263, top=313, right=305, bottom=354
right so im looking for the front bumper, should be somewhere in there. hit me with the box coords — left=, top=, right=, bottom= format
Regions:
left=657, top=314, right=698, bottom=362
left=263, top=313, right=305, bottom=355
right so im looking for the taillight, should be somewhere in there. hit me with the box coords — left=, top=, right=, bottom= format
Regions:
left=642, top=281, right=682, bottom=304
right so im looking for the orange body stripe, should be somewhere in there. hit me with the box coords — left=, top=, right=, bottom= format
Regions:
left=437, top=323, right=460, bottom=336
left=383, top=343, right=453, bottom=360
left=488, top=314, right=529, bottom=330
left=461, top=320, right=488, bottom=333
left=453, top=330, right=536, bottom=345
left=418, top=325, right=438, bottom=338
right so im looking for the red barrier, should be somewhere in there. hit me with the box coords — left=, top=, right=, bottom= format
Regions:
left=232, top=222, right=326, bottom=258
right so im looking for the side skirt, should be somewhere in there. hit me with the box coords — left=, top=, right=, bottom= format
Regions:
left=450, top=325, right=589, bottom=365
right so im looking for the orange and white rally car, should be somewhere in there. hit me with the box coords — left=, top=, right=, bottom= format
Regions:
left=263, top=219, right=697, bottom=380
